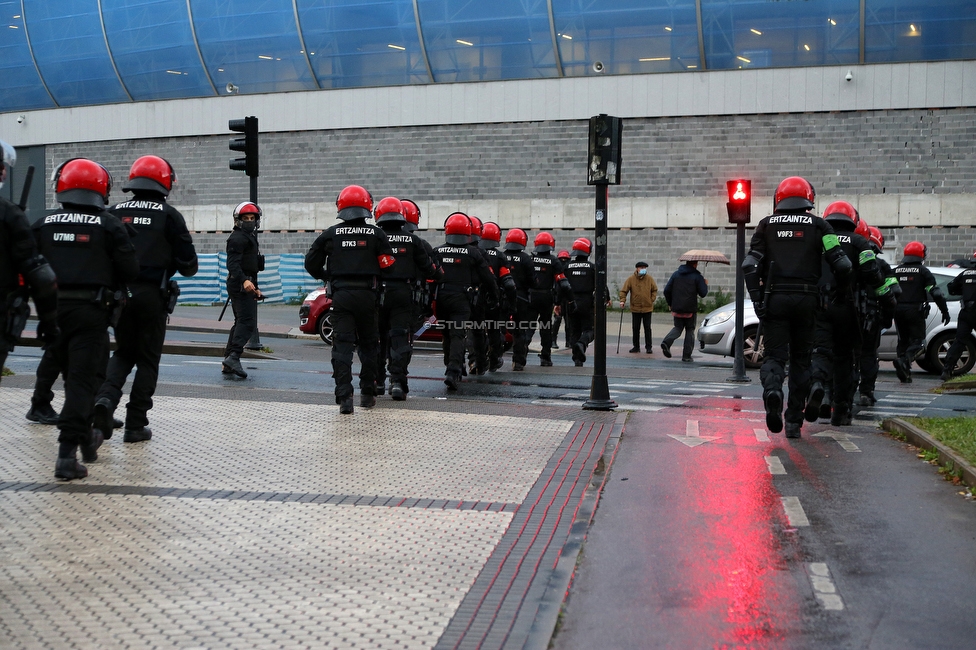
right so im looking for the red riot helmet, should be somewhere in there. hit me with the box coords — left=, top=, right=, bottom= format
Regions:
left=534, top=231, right=556, bottom=253
left=481, top=222, right=501, bottom=243
left=444, top=212, right=472, bottom=245
left=854, top=217, right=870, bottom=239
left=904, top=241, right=927, bottom=259
left=233, top=201, right=262, bottom=229
left=123, top=155, right=176, bottom=196
left=468, top=215, right=483, bottom=242
left=868, top=226, right=884, bottom=251
left=336, top=184, right=373, bottom=221
left=557, top=249, right=570, bottom=260
left=504, top=228, right=528, bottom=251
left=53, top=158, right=112, bottom=207
left=773, top=176, right=816, bottom=213
left=821, top=200, right=859, bottom=232
left=401, top=199, right=421, bottom=232
left=374, top=196, right=405, bottom=224
left=571, top=237, right=592, bottom=257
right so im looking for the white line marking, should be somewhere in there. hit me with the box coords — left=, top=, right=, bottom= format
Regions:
left=633, top=397, right=688, bottom=406
left=754, top=428, right=770, bottom=442
left=807, top=563, right=844, bottom=610
left=812, top=430, right=862, bottom=452
left=765, top=456, right=787, bottom=475
left=687, top=420, right=700, bottom=437
left=781, top=496, right=810, bottom=527
left=672, top=387, right=724, bottom=393
left=858, top=406, right=923, bottom=414
left=877, top=396, right=935, bottom=404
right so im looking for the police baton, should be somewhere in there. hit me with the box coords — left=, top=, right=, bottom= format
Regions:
left=615, top=306, right=624, bottom=353
left=17, top=165, right=34, bottom=211
left=217, top=297, right=230, bottom=321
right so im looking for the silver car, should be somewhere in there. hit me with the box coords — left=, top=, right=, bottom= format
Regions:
left=696, top=267, right=975, bottom=375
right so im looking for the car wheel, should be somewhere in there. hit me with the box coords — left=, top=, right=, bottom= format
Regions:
left=318, top=309, right=334, bottom=345
left=927, top=330, right=976, bottom=376
left=742, top=326, right=765, bottom=369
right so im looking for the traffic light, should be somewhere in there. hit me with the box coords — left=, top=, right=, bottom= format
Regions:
left=726, top=179, right=751, bottom=224
left=587, top=114, right=623, bottom=185
left=229, top=116, right=259, bottom=177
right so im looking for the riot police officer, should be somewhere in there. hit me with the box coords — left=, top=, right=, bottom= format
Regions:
left=565, top=239, right=597, bottom=366
left=465, top=216, right=492, bottom=375
left=400, top=198, right=437, bottom=331
left=92, top=156, right=198, bottom=442
left=478, top=222, right=516, bottom=372
left=432, top=213, right=497, bottom=390
left=808, top=203, right=894, bottom=426
left=941, top=264, right=976, bottom=380
left=33, top=158, right=139, bottom=479
left=374, top=197, right=438, bottom=401
left=743, top=177, right=852, bottom=439
left=1, top=139, right=59, bottom=380
left=857, top=226, right=899, bottom=406
left=305, top=185, right=394, bottom=413
left=892, top=241, right=950, bottom=383
left=222, top=202, right=264, bottom=379
left=526, top=232, right=572, bottom=367
left=552, top=249, right=571, bottom=348
left=503, top=228, right=535, bottom=371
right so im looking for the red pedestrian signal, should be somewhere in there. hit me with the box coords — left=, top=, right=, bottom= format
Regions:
left=726, top=179, right=751, bottom=224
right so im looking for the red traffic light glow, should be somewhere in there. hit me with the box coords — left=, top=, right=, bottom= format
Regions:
left=728, top=179, right=750, bottom=202
left=733, top=182, right=747, bottom=201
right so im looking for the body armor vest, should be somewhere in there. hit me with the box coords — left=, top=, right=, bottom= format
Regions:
left=34, top=210, right=115, bottom=288
left=894, top=261, right=934, bottom=303
left=952, top=268, right=976, bottom=304
left=434, top=244, right=478, bottom=288
left=530, top=254, right=560, bottom=291
left=482, top=247, right=509, bottom=281
left=326, top=224, right=384, bottom=277
left=567, top=260, right=595, bottom=294
left=111, top=198, right=171, bottom=270
left=504, top=250, right=533, bottom=295
left=383, top=229, right=420, bottom=281
left=760, top=213, right=826, bottom=285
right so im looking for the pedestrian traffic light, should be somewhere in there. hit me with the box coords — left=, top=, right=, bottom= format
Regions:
left=587, top=114, right=623, bottom=185
left=726, top=179, right=751, bottom=224
left=229, top=116, right=259, bottom=177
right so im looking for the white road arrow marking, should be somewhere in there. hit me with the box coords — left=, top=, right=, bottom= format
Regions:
left=812, top=430, right=862, bottom=452
left=667, top=419, right=720, bottom=447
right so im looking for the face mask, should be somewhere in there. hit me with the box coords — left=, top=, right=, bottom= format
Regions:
left=241, top=221, right=257, bottom=233
left=638, top=269, right=647, bottom=276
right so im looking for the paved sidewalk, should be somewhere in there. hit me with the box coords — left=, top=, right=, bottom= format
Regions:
left=0, top=382, right=622, bottom=649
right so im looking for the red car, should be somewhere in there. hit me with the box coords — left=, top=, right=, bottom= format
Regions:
left=298, top=286, right=513, bottom=348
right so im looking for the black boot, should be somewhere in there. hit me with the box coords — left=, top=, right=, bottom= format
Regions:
left=123, top=427, right=153, bottom=443
left=93, top=398, right=114, bottom=440
left=444, top=372, right=460, bottom=391
left=830, top=407, right=852, bottom=427
left=80, top=428, right=104, bottom=463
left=339, top=397, right=354, bottom=414
left=55, top=444, right=87, bottom=480
left=390, top=382, right=406, bottom=401
left=764, top=389, right=784, bottom=434
left=222, top=354, right=248, bottom=379
left=360, top=393, right=376, bottom=408
left=785, top=422, right=802, bottom=439
left=26, top=402, right=59, bottom=425
left=858, top=392, right=876, bottom=407
left=804, top=383, right=825, bottom=423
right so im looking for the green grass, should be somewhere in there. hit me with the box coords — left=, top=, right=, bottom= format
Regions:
left=944, top=373, right=976, bottom=385
left=2, top=366, right=12, bottom=377
left=909, top=417, right=976, bottom=469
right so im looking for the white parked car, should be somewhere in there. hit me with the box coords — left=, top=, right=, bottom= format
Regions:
left=696, top=267, right=975, bottom=375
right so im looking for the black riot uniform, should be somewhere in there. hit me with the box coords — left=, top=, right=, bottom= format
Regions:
left=376, top=203, right=439, bottom=401
left=33, top=161, right=139, bottom=479
left=432, top=218, right=498, bottom=390
left=93, top=189, right=198, bottom=441
left=478, top=236, right=516, bottom=372
left=504, top=234, right=535, bottom=371
left=223, top=204, right=264, bottom=378
left=808, top=208, right=892, bottom=426
left=892, top=244, right=949, bottom=383
left=565, top=253, right=597, bottom=366
left=940, top=267, right=976, bottom=380
left=1, top=199, right=59, bottom=378
left=524, top=240, right=571, bottom=367
left=305, top=186, right=394, bottom=413
left=856, top=253, right=898, bottom=406
left=743, top=177, right=852, bottom=439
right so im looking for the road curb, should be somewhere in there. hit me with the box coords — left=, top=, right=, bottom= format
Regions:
left=941, top=379, right=976, bottom=393
left=15, top=335, right=278, bottom=360
left=882, top=417, right=976, bottom=488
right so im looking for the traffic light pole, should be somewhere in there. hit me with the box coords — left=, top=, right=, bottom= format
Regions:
left=728, top=221, right=750, bottom=383
left=583, top=183, right=617, bottom=411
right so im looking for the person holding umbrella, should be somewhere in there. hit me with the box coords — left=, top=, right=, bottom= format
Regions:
left=661, top=251, right=719, bottom=361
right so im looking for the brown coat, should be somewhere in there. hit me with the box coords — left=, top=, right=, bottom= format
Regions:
left=619, top=271, right=658, bottom=313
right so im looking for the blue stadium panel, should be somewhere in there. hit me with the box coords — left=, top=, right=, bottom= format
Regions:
left=0, top=1, right=56, bottom=110
left=189, top=0, right=316, bottom=95
left=865, top=0, right=976, bottom=63
left=23, top=0, right=129, bottom=106
left=701, top=0, right=860, bottom=70
left=552, top=1, right=700, bottom=76
left=102, top=0, right=214, bottom=100
left=416, top=0, right=557, bottom=82
left=299, top=0, right=428, bottom=89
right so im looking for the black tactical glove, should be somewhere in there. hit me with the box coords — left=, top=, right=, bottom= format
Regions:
left=568, top=300, right=578, bottom=314
left=941, top=309, right=951, bottom=326
left=36, top=320, right=60, bottom=349
left=754, top=301, right=767, bottom=320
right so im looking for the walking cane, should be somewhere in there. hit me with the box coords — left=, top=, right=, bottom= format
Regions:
left=615, top=307, right=624, bottom=353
